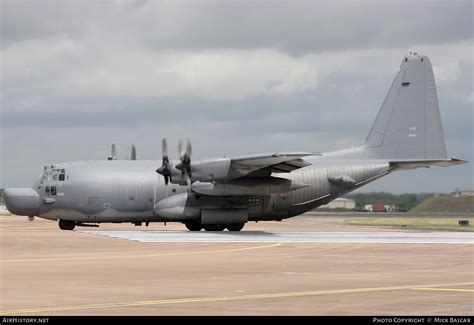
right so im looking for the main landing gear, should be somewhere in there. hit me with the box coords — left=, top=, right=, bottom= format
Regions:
left=184, top=221, right=203, bottom=231
left=184, top=221, right=246, bottom=232
left=58, top=219, right=76, bottom=231
left=203, top=224, right=226, bottom=231
left=225, top=223, right=245, bottom=231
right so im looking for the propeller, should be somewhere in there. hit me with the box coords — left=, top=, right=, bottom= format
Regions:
left=108, top=144, right=117, bottom=160
left=156, top=138, right=172, bottom=185
left=176, top=139, right=192, bottom=188
left=130, top=144, right=137, bottom=160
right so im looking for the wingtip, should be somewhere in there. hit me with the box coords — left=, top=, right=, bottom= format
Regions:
left=450, top=158, right=468, bottom=165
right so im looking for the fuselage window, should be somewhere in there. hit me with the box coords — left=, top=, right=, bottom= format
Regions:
left=59, top=173, right=65, bottom=181
left=51, top=186, right=57, bottom=196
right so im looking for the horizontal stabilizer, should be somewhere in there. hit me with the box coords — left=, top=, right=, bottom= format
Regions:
left=389, top=158, right=467, bottom=170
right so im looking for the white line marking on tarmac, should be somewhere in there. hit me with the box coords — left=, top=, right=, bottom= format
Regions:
left=1, top=243, right=281, bottom=263
left=1, top=281, right=473, bottom=315
left=80, top=231, right=474, bottom=244
left=412, top=288, right=474, bottom=293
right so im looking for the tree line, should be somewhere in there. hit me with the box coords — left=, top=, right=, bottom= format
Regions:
left=345, top=192, right=434, bottom=211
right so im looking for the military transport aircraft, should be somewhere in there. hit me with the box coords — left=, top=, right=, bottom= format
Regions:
left=3, top=54, right=466, bottom=231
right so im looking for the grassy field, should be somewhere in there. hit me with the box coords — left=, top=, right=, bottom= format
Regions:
left=410, top=195, right=473, bottom=214
left=344, top=217, right=474, bottom=232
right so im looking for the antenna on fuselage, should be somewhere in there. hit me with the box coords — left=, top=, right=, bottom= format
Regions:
left=131, top=144, right=137, bottom=160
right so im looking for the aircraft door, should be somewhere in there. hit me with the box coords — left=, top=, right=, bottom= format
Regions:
left=86, top=196, right=102, bottom=216
left=248, top=196, right=263, bottom=218
left=70, top=195, right=86, bottom=214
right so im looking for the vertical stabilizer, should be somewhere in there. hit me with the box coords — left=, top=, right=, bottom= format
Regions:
left=364, top=54, right=447, bottom=159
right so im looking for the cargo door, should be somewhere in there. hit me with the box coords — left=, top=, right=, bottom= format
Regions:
left=86, top=196, right=102, bottom=216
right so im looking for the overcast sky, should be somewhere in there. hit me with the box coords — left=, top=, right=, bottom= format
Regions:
left=1, top=0, right=473, bottom=193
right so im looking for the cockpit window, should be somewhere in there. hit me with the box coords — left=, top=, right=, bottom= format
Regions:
left=49, top=169, right=60, bottom=181
left=45, top=186, right=50, bottom=194
left=50, top=186, right=57, bottom=196
left=36, top=167, right=66, bottom=189
left=46, top=168, right=66, bottom=181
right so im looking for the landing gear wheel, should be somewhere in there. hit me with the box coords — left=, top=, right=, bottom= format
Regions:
left=185, top=221, right=203, bottom=231
left=203, top=224, right=226, bottom=231
left=225, top=223, right=245, bottom=231
left=58, top=219, right=76, bottom=231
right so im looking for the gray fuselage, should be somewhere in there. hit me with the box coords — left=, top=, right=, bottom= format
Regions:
left=31, top=152, right=389, bottom=224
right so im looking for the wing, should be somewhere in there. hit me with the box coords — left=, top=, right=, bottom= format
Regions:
left=229, top=152, right=316, bottom=177
left=186, top=152, right=316, bottom=196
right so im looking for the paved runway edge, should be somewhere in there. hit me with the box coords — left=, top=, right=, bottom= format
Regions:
left=80, top=231, right=474, bottom=244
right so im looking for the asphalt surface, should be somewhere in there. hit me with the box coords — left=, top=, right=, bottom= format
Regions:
left=1, top=214, right=473, bottom=315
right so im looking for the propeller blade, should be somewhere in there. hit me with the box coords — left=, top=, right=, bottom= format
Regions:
left=108, top=144, right=117, bottom=160
left=178, top=139, right=192, bottom=162
left=178, top=139, right=192, bottom=189
left=131, top=145, right=137, bottom=160
left=186, top=174, right=191, bottom=192
left=162, top=138, right=168, bottom=159
left=156, top=138, right=171, bottom=185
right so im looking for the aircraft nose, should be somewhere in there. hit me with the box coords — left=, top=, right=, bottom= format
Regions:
left=3, top=188, right=40, bottom=216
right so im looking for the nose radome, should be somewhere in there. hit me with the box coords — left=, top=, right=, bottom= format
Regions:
left=3, top=188, right=40, bottom=216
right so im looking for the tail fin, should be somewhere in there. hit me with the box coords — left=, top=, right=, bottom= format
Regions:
left=364, top=53, right=447, bottom=159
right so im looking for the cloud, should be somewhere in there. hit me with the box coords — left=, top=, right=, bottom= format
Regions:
left=2, top=1, right=472, bottom=53
left=434, top=61, right=462, bottom=83
left=1, top=1, right=472, bottom=193
left=3, top=37, right=472, bottom=108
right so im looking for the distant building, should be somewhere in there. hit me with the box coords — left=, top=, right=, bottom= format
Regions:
left=320, top=197, right=356, bottom=210
left=453, top=190, right=474, bottom=197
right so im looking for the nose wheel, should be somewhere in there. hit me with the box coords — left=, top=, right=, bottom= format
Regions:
left=58, top=219, right=76, bottom=231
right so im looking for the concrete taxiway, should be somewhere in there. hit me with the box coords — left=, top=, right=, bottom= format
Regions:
left=81, top=230, right=473, bottom=244
left=0, top=214, right=473, bottom=315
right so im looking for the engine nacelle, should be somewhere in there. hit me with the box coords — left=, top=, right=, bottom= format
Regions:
left=154, top=193, right=200, bottom=221
left=168, top=158, right=232, bottom=185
